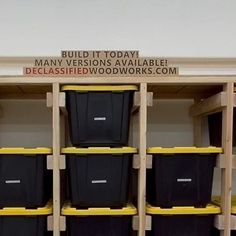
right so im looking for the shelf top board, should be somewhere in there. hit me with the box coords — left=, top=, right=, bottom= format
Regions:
left=148, top=84, right=223, bottom=98
left=0, top=75, right=234, bottom=99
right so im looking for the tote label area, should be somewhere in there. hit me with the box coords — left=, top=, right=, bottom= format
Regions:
left=94, top=117, right=106, bottom=121
left=92, top=180, right=107, bottom=184
left=5, top=180, right=21, bottom=184
left=177, top=178, right=192, bottom=182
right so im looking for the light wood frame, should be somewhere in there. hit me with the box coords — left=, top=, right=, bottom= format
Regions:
left=0, top=74, right=235, bottom=236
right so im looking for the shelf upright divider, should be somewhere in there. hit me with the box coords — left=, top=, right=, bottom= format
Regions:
left=52, top=82, right=61, bottom=236
left=138, top=83, right=148, bottom=236
left=221, top=82, right=234, bottom=236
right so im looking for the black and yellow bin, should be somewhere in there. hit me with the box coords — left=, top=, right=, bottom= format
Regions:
left=62, top=147, right=137, bottom=208
left=208, top=111, right=236, bottom=147
left=0, top=147, right=52, bottom=208
left=61, top=85, right=138, bottom=147
left=146, top=203, right=220, bottom=236
left=0, top=202, right=52, bottom=236
left=61, top=202, right=137, bottom=236
left=147, top=147, right=222, bottom=208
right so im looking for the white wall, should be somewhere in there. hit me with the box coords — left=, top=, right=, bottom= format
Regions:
left=147, top=100, right=194, bottom=147
left=0, top=0, right=236, bottom=57
left=0, top=100, right=52, bottom=147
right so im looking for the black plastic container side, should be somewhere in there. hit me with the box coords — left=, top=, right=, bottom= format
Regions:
left=208, top=111, right=236, bottom=147
left=211, top=227, right=235, bottom=236
left=147, top=147, right=222, bottom=208
left=147, top=215, right=214, bottom=236
left=211, top=227, right=219, bottom=236
left=0, top=148, right=52, bottom=208
left=0, top=201, right=52, bottom=236
left=68, top=216, right=132, bottom=236
left=146, top=204, right=220, bottom=236
left=62, top=85, right=137, bottom=147
left=0, top=216, right=51, bottom=236
left=62, top=203, right=137, bottom=236
left=63, top=147, right=136, bottom=208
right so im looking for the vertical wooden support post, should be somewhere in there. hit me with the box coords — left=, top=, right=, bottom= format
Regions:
left=193, top=98, right=202, bottom=146
left=138, top=83, right=147, bottom=236
left=52, top=83, right=61, bottom=236
left=221, top=82, right=234, bottom=236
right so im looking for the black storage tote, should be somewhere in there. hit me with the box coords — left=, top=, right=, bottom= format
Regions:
left=0, top=147, right=52, bottom=208
left=61, top=202, right=137, bottom=236
left=146, top=203, right=220, bottom=236
left=147, top=147, right=222, bottom=208
left=0, top=202, right=52, bottom=236
left=208, top=111, right=236, bottom=147
left=62, top=147, right=137, bottom=207
left=62, top=85, right=137, bottom=147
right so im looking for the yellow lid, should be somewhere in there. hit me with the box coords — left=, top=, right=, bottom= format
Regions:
left=212, top=196, right=236, bottom=214
left=62, top=147, right=137, bottom=154
left=0, top=202, right=52, bottom=216
left=0, top=147, right=52, bottom=155
left=61, top=85, right=138, bottom=92
left=146, top=204, right=221, bottom=215
left=147, top=146, right=223, bottom=154
left=232, top=197, right=236, bottom=214
left=61, top=203, right=137, bottom=216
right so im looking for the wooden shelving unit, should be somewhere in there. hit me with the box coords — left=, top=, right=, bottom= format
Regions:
left=0, top=73, right=235, bottom=236
left=148, top=82, right=235, bottom=236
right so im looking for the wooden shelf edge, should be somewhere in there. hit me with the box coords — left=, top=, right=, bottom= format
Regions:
left=189, top=92, right=227, bottom=117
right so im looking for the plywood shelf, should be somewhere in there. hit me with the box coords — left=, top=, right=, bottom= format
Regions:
left=148, top=84, right=223, bottom=99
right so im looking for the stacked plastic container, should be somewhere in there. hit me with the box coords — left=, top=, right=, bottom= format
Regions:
left=208, top=111, right=236, bottom=147
left=0, top=202, right=52, bottom=236
left=0, top=147, right=52, bottom=236
left=62, top=203, right=137, bottom=236
left=146, top=147, right=222, bottom=236
left=61, top=85, right=138, bottom=236
left=146, top=204, right=220, bottom=236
